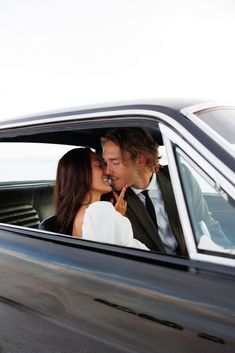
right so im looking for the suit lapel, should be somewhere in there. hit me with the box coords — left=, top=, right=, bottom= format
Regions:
left=157, top=169, right=175, bottom=219
left=125, top=188, right=166, bottom=252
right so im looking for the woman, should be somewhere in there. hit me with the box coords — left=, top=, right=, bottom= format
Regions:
left=54, top=148, right=148, bottom=250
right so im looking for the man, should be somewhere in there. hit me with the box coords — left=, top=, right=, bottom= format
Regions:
left=101, top=127, right=188, bottom=256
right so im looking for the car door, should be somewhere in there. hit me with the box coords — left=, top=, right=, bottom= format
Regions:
left=1, top=224, right=235, bottom=353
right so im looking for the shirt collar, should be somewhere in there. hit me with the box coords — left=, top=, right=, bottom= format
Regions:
left=131, top=173, right=157, bottom=195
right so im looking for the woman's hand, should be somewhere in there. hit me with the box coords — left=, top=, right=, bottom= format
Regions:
left=112, top=184, right=128, bottom=216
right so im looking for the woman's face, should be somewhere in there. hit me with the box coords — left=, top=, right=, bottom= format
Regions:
left=90, top=153, right=112, bottom=196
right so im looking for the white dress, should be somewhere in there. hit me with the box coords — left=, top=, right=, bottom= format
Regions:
left=82, top=201, right=149, bottom=250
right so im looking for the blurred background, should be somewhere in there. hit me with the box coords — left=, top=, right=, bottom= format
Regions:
left=0, top=0, right=234, bottom=120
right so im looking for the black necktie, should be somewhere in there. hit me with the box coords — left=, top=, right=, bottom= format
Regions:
left=141, top=190, right=157, bottom=227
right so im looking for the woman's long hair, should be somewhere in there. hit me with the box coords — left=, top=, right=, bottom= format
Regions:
left=54, top=148, right=92, bottom=235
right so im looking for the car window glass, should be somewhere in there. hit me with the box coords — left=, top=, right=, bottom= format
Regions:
left=195, top=108, right=235, bottom=145
left=176, top=152, right=235, bottom=256
left=0, top=142, right=77, bottom=182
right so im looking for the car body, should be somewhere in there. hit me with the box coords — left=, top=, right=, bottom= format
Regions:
left=0, top=100, right=234, bottom=352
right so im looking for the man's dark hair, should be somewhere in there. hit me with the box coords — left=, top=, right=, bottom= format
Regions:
left=101, top=127, right=159, bottom=171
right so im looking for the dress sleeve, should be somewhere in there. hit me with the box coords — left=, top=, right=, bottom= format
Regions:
left=82, top=201, right=149, bottom=250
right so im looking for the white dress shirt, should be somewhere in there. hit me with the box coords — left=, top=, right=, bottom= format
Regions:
left=131, top=173, right=178, bottom=254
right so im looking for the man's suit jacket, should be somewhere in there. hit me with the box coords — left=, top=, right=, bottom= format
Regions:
left=125, top=166, right=188, bottom=256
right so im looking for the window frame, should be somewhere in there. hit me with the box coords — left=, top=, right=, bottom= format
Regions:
left=0, top=117, right=166, bottom=260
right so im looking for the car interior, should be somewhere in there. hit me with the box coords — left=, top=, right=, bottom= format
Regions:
left=0, top=123, right=161, bottom=230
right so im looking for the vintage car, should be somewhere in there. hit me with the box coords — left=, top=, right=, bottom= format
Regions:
left=0, top=100, right=234, bottom=352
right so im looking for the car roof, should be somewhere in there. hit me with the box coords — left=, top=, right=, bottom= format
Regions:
left=0, top=99, right=206, bottom=152
left=0, top=98, right=205, bottom=127
left=1, top=99, right=234, bottom=173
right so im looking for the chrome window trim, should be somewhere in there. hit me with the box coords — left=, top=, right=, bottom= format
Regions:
left=161, top=130, right=198, bottom=258
left=160, top=123, right=235, bottom=267
left=0, top=107, right=234, bottom=184
left=0, top=108, right=165, bottom=130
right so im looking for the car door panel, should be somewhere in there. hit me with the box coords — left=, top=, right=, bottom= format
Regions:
left=0, top=228, right=234, bottom=353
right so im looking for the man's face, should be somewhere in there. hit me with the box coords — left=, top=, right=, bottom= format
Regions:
left=102, top=140, right=138, bottom=191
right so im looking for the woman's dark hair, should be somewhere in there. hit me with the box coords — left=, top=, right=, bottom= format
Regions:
left=54, top=147, right=92, bottom=235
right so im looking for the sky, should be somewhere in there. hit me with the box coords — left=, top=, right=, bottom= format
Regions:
left=0, top=0, right=235, bottom=120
